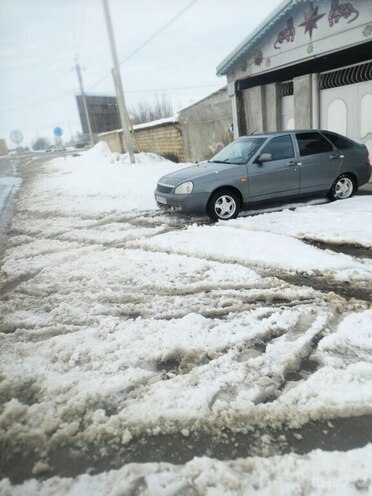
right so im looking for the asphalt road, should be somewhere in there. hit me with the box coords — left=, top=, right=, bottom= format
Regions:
left=0, top=152, right=71, bottom=255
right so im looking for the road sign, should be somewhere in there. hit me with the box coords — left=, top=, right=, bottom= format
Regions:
left=54, top=127, right=63, bottom=137
left=10, top=130, right=23, bottom=144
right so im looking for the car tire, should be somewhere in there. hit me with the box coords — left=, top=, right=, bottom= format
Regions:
left=207, top=189, right=240, bottom=221
left=327, top=174, right=356, bottom=201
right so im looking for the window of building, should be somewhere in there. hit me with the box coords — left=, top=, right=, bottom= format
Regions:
left=260, top=135, right=294, bottom=161
left=296, top=132, right=333, bottom=156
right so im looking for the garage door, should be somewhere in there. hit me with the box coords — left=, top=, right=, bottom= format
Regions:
left=321, top=80, right=372, bottom=156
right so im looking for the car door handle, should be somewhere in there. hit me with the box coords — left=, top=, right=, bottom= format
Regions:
left=287, top=160, right=297, bottom=166
left=330, top=153, right=339, bottom=159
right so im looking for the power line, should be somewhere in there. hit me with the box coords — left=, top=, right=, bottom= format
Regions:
left=86, top=70, right=111, bottom=91
left=119, top=0, right=198, bottom=65
left=0, top=83, right=221, bottom=114
left=86, top=0, right=198, bottom=92
left=0, top=90, right=74, bottom=113
left=1, top=0, right=200, bottom=113
left=125, top=83, right=222, bottom=94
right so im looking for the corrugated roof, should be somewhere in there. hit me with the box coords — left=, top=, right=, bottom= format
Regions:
left=216, top=0, right=310, bottom=76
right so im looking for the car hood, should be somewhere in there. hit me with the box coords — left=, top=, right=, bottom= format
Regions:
left=158, top=162, right=238, bottom=186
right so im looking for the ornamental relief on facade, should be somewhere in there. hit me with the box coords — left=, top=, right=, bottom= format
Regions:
left=230, top=0, right=370, bottom=81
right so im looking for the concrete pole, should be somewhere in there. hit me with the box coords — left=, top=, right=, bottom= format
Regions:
left=75, top=63, right=95, bottom=146
left=228, top=82, right=239, bottom=139
left=312, top=73, right=320, bottom=129
left=102, top=0, right=135, bottom=163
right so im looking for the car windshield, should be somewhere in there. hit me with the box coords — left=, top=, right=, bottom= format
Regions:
left=209, top=137, right=266, bottom=164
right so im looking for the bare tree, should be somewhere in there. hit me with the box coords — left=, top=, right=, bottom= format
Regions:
left=129, top=94, right=173, bottom=125
left=32, top=137, right=50, bottom=151
left=153, top=94, right=173, bottom=120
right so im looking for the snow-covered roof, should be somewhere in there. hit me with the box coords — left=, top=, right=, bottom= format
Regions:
left=98, top=129, right=123, bottom=136
left=98, top=115, right=179, bottom=137
left=132, top=115, right=178, bottom=130
left=217, top=0, right=309, bottom=76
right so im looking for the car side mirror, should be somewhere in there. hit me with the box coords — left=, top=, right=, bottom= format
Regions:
left=256, top=153, right=272, bottom=163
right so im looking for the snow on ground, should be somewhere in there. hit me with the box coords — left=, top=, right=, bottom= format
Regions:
left=230, top=196, right=372, bottom=248
left=256, top=309, right=372, bottom=427
left=132, top=223, right=372, bottom=281
left=1, top=144, right=372, bottom=491
left=16, top=142, right=187, bottom=216
left=1, top=445, right=371, bottom=496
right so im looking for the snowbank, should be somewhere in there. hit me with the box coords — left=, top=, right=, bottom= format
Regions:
left=230, top=196, right=372, bottom=248
left=132, top=223, right=372, bottom=281
left=19, top=142, right=188, bottom=215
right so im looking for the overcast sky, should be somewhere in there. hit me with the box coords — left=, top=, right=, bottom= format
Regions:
left=0, top=0, right=281, bottom=147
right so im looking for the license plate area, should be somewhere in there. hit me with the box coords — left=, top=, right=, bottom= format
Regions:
left=156, top=195, right=167, bottom=205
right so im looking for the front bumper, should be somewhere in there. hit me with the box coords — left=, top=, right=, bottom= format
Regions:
left=154, top=190, right=210, bottom=214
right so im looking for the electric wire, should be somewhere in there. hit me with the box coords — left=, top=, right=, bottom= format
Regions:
left=1, top=0, right=201, bottom=114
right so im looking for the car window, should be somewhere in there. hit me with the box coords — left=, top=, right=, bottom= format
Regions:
left=296, top=132, right=333, bottom=156
left=260, top=135, right=294, bottom=161
left=210, top=137, right=266, bottom=164
left=322, top=131, right=354, bottom=150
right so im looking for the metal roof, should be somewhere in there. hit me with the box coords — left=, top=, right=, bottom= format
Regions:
left=216, top=0, right=310, bottom=76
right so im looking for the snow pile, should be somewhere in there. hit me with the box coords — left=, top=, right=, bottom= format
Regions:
left=258, top=309, right=372, bottom=426
left=18, top=142, right=187, bottom=215
left=318, top=309, right=372, bottom=364
left=132, top=223, right=372, bottom=281
left=230, top=196, right=372, bottom=248
left=1, top=445, right=371, bottom=496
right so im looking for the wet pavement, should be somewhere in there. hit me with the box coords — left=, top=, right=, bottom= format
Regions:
left=2, top=414, right=372, bottom=483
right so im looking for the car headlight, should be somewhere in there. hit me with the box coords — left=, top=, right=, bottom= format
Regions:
left=174, top=181, right=193, bottom=194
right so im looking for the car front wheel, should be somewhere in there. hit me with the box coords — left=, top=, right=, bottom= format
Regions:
left=207, top=189, right=240, bottom=221
left=327, top=174, right=356, bottom=201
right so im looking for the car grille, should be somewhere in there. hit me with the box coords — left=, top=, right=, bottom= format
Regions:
left=157, top=183, right=174, bottom=193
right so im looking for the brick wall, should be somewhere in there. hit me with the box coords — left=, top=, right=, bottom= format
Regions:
left=99, top=122, right=185, bottom=162
left=98, top=131, right=123, bottom=154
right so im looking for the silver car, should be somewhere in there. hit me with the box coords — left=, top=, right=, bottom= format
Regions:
left=155, top=130, right=371, bottom=221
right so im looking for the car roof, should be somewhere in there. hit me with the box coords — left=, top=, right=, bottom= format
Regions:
left=239, top=129, right=338, bottom=139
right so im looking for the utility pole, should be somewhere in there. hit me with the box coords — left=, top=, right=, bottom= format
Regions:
left=75, top=62, right=95, bottom=146
left=102, top=0, right=135, bottom=163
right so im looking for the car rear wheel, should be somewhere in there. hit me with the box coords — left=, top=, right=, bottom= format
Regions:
left=327, top=174, right=355, bottom=201
left=207, top=189, right=240, bottom=221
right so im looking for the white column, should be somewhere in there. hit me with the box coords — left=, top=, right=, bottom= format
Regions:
left=312, top=73, right=320, bottom=129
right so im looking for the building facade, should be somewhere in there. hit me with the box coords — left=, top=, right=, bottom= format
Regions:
left=76, top=95, right=120, bottom=136
left=178, top=87, right=233, bottom=162
left=99, top=87, right=233, bottom=163
left=217, top=0, right=372, bottom=154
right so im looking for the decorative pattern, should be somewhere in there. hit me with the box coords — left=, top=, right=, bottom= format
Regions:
left=240, top=61, right=248, bottom=73
left=299, top=2, right=325, bottom=39
left=274, top=17, right=296, bottom=49
left=362, top=23, right=372, bottom=37
left=328, top=0, right=359, bottom=27
left=307, top=42, right=314, bottom=54
left=253, top=49, right=264, bottom=66
left=265, top=58, right=272, bottom=68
